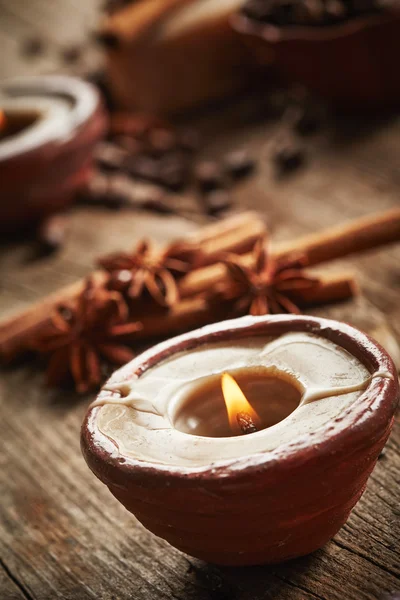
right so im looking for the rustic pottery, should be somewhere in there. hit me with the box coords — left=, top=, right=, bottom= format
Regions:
left=232, top=6, right=400, bottom=111
left=98, top=0, right=259, bottom=115
left=81, top=315, right=398, bottom=565
left=0, top=75, right=107, bottom=231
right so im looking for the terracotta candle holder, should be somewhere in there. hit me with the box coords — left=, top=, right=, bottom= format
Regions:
left=0, top=75, right=108, bottom=232
left=81, top=315, right=399, bottom=565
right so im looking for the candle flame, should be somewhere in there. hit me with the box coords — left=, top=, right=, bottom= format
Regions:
left=221, top=373, right=261, bottom=435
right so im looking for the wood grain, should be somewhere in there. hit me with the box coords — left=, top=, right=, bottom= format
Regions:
left=0, top=1, right=400, bottom=599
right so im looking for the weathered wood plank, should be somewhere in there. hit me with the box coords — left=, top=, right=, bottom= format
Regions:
left=1, top=0, right=400, bottom=599
left=0, top=559, right=32, bottom=600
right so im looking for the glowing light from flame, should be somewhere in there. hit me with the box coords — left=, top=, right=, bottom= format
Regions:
left=221, top=373, right=261, bottom=435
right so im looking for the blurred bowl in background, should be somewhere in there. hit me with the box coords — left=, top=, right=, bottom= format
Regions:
left=0, top=75, right=108, bottom=233
left=98, top=0, right=262, bottom=116
left=232, top=6, right=400, bottom=111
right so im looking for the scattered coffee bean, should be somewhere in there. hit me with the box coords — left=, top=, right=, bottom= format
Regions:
left=203, top=190, right=233, bottom=216
left=224, top=150, right=256, bottom=180
left=293, top=108, right=321, bottom=136
left=107, top=173, right=134, bottom=204
left=126, top=155, right=160, bottom=181
left=36, top=214, right=68, bottom=254
left=195, top=161, right=225, bottom=193
left=82, top=171, right=109, bottom=199
left=141, top=195, right=174, bottom=214
left=79, top=172, right=123, bottom=208
left=21, top=36, right=46, bottom=58
left=273, top=141, right=306, bottom=173
left=158, top=154, right=189, bottom=191
left=61, top=45, right=82, bottom=64
left=94, top=142, right=129, bottom=171
left=148, top=128, right=177, bottom=156
left=113, top=135, right=143, bottom=155
left=325, top=0, right=348, bottom=21
left=242, top=0, right=388, bottom=27
left=127, top=181, right=169, bottom=211
left=110, top=113, right=164, bottom=138
left=242, top=0, right=274, bottom=20
left=178, top=128, right=201, bottom=153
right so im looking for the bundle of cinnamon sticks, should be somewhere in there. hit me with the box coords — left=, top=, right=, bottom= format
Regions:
left=1, top=208, right=399, bottom=391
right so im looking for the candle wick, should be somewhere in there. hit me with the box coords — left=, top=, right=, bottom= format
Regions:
left=236, top=411, right=258, bottom=435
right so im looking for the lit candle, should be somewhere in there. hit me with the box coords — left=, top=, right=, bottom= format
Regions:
left=81, top=315, right=398, bottom=565
left=0, top=75, right=107, bottom=231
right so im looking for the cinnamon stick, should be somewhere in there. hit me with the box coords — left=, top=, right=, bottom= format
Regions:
left=134, top=272, right=357, bottom=341
left=0, top=213, right=265, bottom=362
left=1, top=208, right=398, bottom=362
left=274, top=208, right=400, bottom=266
left=179, top=208, right=400, bottom=297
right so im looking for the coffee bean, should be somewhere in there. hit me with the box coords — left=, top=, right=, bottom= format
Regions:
left=128, top=181, right=168, bottom=208
left=141, top=195, right=174, bottom=214
left=94, top=142, right=128, bottom=171
left=224, top=150, right=256, bottom=180
left=195, top=161, right=225, bottom=193
left=21, top=36, right=46, bottom=58
left=158, top=155, right=188, bottom=191
left=148, top=128, right=177, bottom=156
left=304, top=0, right=325, bottom=24
left=113, top=135, right=143, bottom=155
left=110, top=113, right=164, bottom=138
left=79, top=172, right=122, bottom=208
left=273, top=142, right=306, bottom=173
left=79, top=172, right=108, bottom=204
left=325, top=0, right=347, bottom=21
left=242, top=0, right=274, bottom=20
left=292, top=107, right=321, bottom=136
left=61, top=45, right=82, bottom=64
left=178, top=128, right=201, bottom=153
left=107, top=173, right=134, bottom=202
left=126, top=155, right=159, bottom=181
left=242, top=0, right=386, bottom=26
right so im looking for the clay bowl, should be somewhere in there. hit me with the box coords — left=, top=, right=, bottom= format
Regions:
left=232, top=7, right=400, bottom=111
left=81, top=315, right=399, bottom=565
left=0, top=75, right=108, bottom=232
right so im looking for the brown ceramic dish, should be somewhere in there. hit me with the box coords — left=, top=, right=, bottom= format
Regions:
left=232, top=7, right=400, bottom=111
left=81, top=315, right=399, bottom=565
left=0, top=75, right=107, bottom=232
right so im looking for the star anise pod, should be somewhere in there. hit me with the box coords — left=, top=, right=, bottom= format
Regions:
left=218, top=237, right=319, bottom=315
left=98, top=239, right=196, bottom=308
left=29, top=279, right=142, bottom=393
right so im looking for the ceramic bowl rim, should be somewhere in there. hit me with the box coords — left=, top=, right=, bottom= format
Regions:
left=231, top=7, right=400, bottom=45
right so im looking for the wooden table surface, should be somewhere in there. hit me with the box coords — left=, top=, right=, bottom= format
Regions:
left=0, top=2, right=399, bottom=600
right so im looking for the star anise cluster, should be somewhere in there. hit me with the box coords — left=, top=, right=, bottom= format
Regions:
left=216, top=237, right=319, bottom=315
left=98, top=239, right=199, bottom=308
left=29, top=279, right=142, bottom=393
left=27, top=234, right=318, bottom=394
